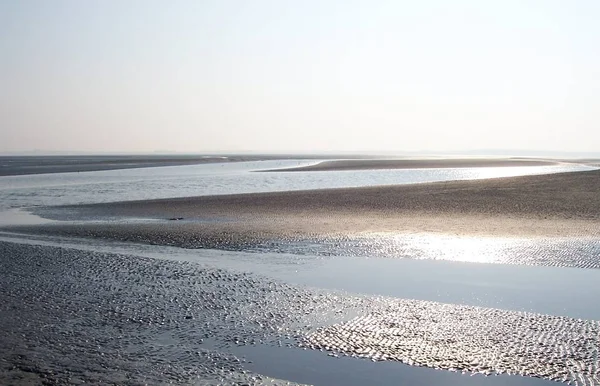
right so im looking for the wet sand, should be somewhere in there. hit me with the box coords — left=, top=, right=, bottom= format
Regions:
left=0, top=241, right=584, bottom=385
left=0, top=241, right=335, bottom=385
left=29, top=169, right=600, bottom=241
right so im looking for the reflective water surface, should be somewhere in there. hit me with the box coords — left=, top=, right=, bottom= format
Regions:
left=250, top=232, right=600, bottom=269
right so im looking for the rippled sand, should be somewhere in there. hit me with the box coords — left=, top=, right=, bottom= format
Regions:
left=307, top=302, right=600, bottom=384
left=13, top=224, right=600, bottom=270
left=0, top=241, right=346, bottom=385
left=2, top=241, right=598, bottom=385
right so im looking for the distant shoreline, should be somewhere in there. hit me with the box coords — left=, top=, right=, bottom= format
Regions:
left=2, top=155, right=598, bottom=177
left=0, top=155, right=316, bottom=176
left=261, top=158, right=564, bottom=172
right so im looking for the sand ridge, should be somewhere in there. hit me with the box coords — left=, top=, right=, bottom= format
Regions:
left=262, top=158, right=562, bottom=172
left=30, top=168, right=600, bottom=239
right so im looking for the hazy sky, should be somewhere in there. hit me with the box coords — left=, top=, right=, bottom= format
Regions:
left=1, top=0, right=599, bottom=154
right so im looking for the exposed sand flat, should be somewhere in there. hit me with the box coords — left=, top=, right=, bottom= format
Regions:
left=263, top=158, right=560, bottom=172
left=25, top=169, right=600, bottom=241
left=0, top=241, right=335, bottom=385
left=0, top=241, right=579, bottom=385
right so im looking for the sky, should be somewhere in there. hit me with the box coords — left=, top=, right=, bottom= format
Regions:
left=1, top=0, right=599, bottom=155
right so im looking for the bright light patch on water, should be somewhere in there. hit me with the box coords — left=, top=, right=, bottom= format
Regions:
left=258, top=232, right=600, bottom=269
left=345, top=232, right=600, bottom=268
left=455, top=165, right=550, bottom=180
left=350, top=232, right=522, bottom=264
left=396, top=233, right=509, bottom=264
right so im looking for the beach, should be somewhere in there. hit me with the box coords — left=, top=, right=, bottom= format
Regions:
left=2, top=158, right=600, bottom=385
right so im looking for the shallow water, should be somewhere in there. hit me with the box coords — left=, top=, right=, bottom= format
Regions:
left=235, top=344, right=559, bottom=386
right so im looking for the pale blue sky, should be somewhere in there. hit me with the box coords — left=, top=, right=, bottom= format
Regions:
left=1, top=0, right=599, bottom=154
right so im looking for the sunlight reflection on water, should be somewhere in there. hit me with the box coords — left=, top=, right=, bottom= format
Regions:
left=397, top=233, right=532, bottom=264
left=378, top=233, right=509, bottom=264
left=259, top=232, right=600, bottom=269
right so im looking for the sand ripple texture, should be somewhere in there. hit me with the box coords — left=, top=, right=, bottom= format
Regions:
left=3, top=241, right=600, bottom=385
left=306, top=300, right=600, bottom=385
left=20, top=224, right=600, bottom=270
left=0, top=241, right=344, bottom=385
left=265, top=233, right=600, bottom=269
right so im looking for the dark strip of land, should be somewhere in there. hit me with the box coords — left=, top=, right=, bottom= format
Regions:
left=0, top=154, right=327, bottom=176
left=263, top=158, right=560, bottom=172
left=0, top=155, right=234, bottom=176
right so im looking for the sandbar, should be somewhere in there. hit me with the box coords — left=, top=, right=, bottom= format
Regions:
left=17, top=169, right=600, bottom=246
left=263, top=158, right=561, bottom=172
